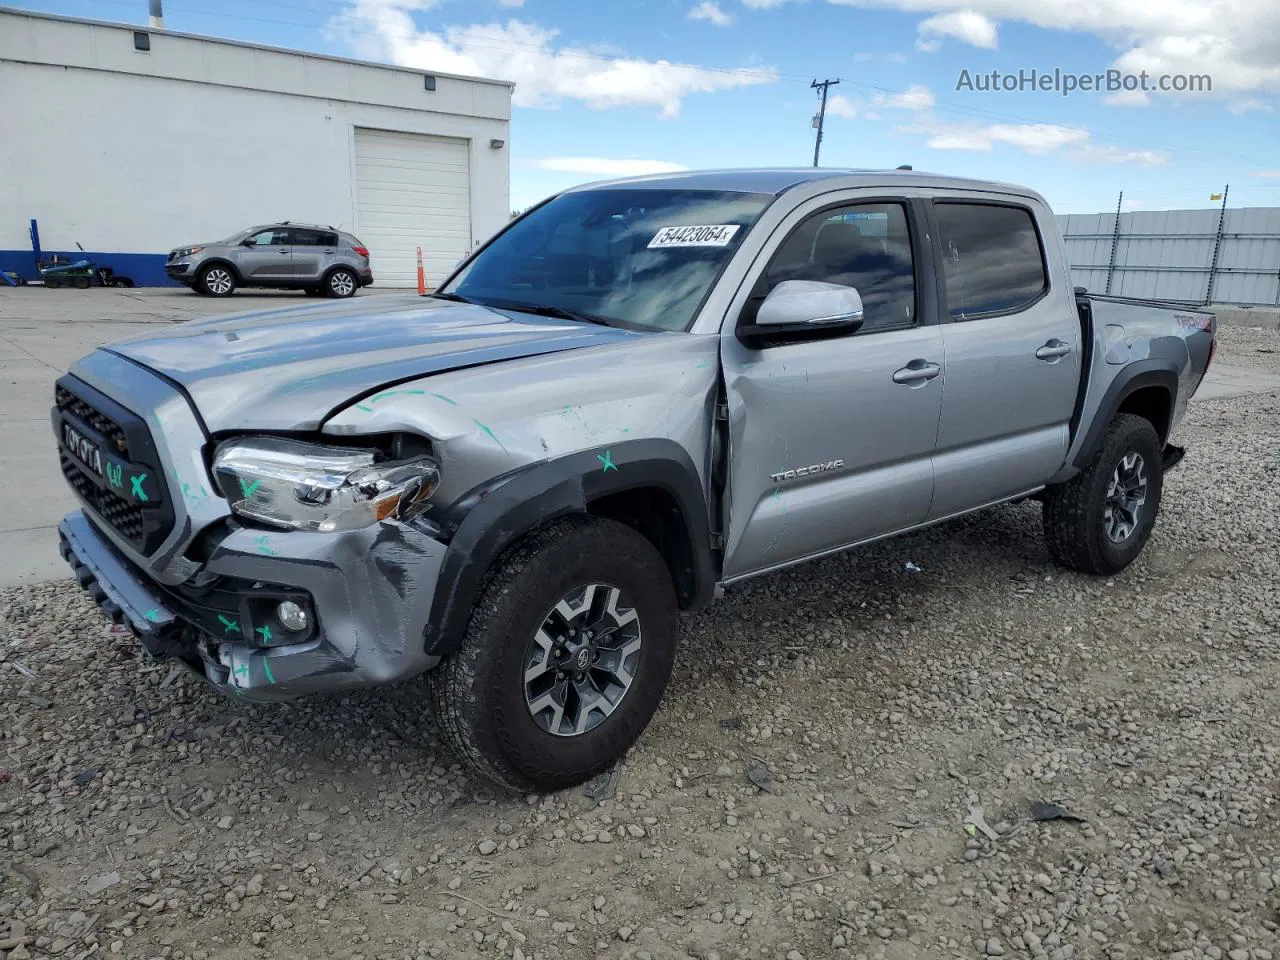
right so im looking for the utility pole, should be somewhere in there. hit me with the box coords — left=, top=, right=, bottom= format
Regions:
left=810, top=78, right=840, bottom=167
left=1205, top=184, right=1229, bottom=305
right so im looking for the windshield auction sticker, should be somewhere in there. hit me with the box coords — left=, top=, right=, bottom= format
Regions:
left=648, top=224, right=741, bottom=248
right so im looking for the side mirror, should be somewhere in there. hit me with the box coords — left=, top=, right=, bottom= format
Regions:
left=242, top=238, right=257, bottom=247
left=739, top=280, right=864, bottom=346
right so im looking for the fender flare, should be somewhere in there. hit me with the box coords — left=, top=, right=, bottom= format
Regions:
left=1072, top=359, right=1178, bottom=470
left=422, top=438, right=715, bottom=657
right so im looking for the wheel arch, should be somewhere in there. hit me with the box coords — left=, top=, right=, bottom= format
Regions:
left=423, top=439, right=716, bottom=658
left=1071, top=361, right=1177, bottom=471
left=198, top=259, right=241, bottom=283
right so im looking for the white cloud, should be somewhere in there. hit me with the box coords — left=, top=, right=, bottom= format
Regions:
left=496, top=0, right=524, bottom=7
left=330, top=1, right=777, bottom=117
left=743, top=0, right=1280, bottom=97
left=872, top=83, right=935, bottom=111
left=853, top=51, right=910, bottom=63
left=537, top=157, right=689, bottom=176
left=1071, top=143, right=1170, bottom=166
left=1249, top=170, right=1280, bottom=178
left=824, top=93, right=860, bottom=117
left=1103, top=89, right=1151, bottom=107
left=916, top=10, right=998, bottom=50
left=688, top=1, right=734, bottom=25
left=1228, top=98, right=1274, bottom=114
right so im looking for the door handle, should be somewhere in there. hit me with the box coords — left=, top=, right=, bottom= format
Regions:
left=1036, top=339, right=1072, bottom=361
left=278, top=249, right=291, bottom=255
left=892, top=360, right=941, bottom=386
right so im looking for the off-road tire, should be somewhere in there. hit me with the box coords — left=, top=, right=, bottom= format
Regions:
left=199, top=264, right=237, bottom=297
left=429, top=516, right=679, bottom=793
left=1043, top=413, right=1163, bottom=575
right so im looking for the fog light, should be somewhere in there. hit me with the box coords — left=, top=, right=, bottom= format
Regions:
left=277, top=601, right=309, bottom=632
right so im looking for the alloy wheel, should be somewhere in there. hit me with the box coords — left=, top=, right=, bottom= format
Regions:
left=523, top=583, right=642, bottom=738
left=1103, top=451, right=1147, bottom=542
left=330, top=271, right=355, bottom=297
left=204, top=268, right=233, bottom=295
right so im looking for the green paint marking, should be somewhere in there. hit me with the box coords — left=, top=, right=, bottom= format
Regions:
left=262, top=658, right=277, bottom=685
left=254, top=535, right=277, bottom=557
left=130, top=473, right=148, bottom=502
left=621, top=427, right=631, bottom=433
left=233, top=663, right=249, bottom=680
left=144, top=608, right=160, bottom=622
left=429, top=393, right=458, bottom=406
left=217, top=614, right=240, bottom=635
left=105, top=463, right=124, bottom=489
left=356, top=404, right=374, bottom=413
left=596, top=450, right=618, bottom=473
left=474, top=420, right=509, bottom=454
left=695, top=360, right=711, bottom=369
left=256, top=625, right=272, bottom=643
left=770, top=487, right=781, bottom=501
left=371, top=389, right=427, bottom=404
left=238, top=477, right=260, bottom=498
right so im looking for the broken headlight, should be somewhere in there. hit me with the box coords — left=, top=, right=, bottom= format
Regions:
left=212, top=437, right=440, bottom=533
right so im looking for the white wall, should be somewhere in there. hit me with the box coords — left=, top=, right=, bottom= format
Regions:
left=0, top=9, right=511, bottom=284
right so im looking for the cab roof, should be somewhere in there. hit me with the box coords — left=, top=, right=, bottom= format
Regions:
left=564, top=167, right=1040, bottom=201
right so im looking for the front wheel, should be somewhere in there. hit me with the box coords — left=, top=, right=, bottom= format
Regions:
left=429, top=517, right=679, bottom=792
left=199, top=264, right=236, bottom=297
left=325, top=268, right=358, bottom=298
left=1043, top=413, right=1164, bottom=575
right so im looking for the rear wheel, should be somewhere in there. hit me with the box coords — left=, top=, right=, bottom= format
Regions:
left=200, top=264, right=236, bottom=297
left=1043, top=413, right=1164, bottom=575
left=429, top=517, right=680, bottom=792
left=73, top=275, right=91, bottom=289
left=325, top=268, right=358, bottom=299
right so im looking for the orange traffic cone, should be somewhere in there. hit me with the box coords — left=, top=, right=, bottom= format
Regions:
left=416, top=246, right=426, bottom=296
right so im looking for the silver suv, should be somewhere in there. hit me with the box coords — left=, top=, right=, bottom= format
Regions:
left=165, top=223, right=374, bottom=298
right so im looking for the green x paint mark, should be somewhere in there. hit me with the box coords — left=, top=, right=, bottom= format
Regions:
left=255, top=625, right=272, bottom=643
left=105, top=463, right=124, bottom=489
left=238, top=478, right=260, bottom=498
left=217, top=614, right=240, bottom=635
left=233, top=663, right=249, bottom=680
left=254, top=535, right=277, bottom=557
left=474, top=420, right=509, bottom=454
left=130, top=473, right=148, bottom=502
left=182, top=482, right=210, bottom=502
left=596, top=450, right=618, bottom=473
left=262, top=658, right=277, bottom=685
left=144, top=608, right=160, bottom=622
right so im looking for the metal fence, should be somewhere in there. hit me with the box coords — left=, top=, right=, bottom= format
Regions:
left=1056, top=205, right=1280, bottom=306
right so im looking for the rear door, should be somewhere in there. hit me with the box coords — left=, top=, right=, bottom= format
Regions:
left=235, top=228, right=293, bottom=281
left=720, top=196, right=944, bottom=580
left=287, top=228, right=338, bottom=283
left=927, top=198, right=1081, bottom=519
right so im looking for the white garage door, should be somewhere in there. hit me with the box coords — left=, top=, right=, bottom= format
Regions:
left=354, top=128, right=471, bottom=288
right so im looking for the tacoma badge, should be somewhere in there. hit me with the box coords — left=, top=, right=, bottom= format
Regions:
left=770, top=460, right=845, bottom=483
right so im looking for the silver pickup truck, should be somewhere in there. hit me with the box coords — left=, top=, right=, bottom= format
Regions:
left=53, top=169, right=1216, bottom=791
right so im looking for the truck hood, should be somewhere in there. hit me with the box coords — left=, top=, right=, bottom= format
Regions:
left=102, top=295, right=645, bottom=432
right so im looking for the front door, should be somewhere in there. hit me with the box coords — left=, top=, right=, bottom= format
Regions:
left=235, top=228, right=294, bottom=280
left=927, top=198, right=1081, bottom=519
left=721, top=198, right=944, bottom=580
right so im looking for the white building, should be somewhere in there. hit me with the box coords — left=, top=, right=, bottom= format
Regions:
left=0, top=7, right=512, bottom=287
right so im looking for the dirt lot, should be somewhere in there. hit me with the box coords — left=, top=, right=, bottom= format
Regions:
left=2, top=327, right=1279, bottom=960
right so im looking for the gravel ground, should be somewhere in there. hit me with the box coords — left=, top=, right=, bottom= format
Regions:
left=3, top=329, right=1279, bottom=960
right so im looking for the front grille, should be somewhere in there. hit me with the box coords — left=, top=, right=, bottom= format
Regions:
left=60, top=453, right=145, bottom=544
left=54, top=376, right=176, bottom=556
left=55, top=385, right=129, bottom=457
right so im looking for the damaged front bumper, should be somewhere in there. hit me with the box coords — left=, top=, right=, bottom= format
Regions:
left=59, top=509, right=446, bottom=701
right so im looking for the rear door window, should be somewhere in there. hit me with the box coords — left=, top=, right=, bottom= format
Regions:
left=934, top=203, right=1048, bottom=319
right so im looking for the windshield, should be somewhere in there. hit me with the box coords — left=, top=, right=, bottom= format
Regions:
left=442, top=189, right=772, bottom=332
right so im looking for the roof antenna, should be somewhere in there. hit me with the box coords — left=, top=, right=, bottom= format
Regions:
left=896, top=164, right=912, bottom=170
left=149, top=0, right=164, bottom=29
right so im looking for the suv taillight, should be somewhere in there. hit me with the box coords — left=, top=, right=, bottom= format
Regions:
left=352, top=246, right=369, bottom=258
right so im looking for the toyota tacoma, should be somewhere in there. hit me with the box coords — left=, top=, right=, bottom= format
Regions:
left=53, top=169, right=1217, bottom=791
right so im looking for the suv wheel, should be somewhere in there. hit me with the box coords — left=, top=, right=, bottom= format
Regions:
left=429, top=517, right=679, bottom=792
left=325, top=268, right=358, bottom=299
left=199, top=265, right=236, bottom=297
left=1042, top=413, right=1164, bottom=575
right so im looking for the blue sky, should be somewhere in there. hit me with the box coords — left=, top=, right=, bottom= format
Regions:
left=16, top=0, right=1280, bottom=213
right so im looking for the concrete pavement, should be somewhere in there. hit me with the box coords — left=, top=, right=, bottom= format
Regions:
left=2, top=287, right=1278, bottom=588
